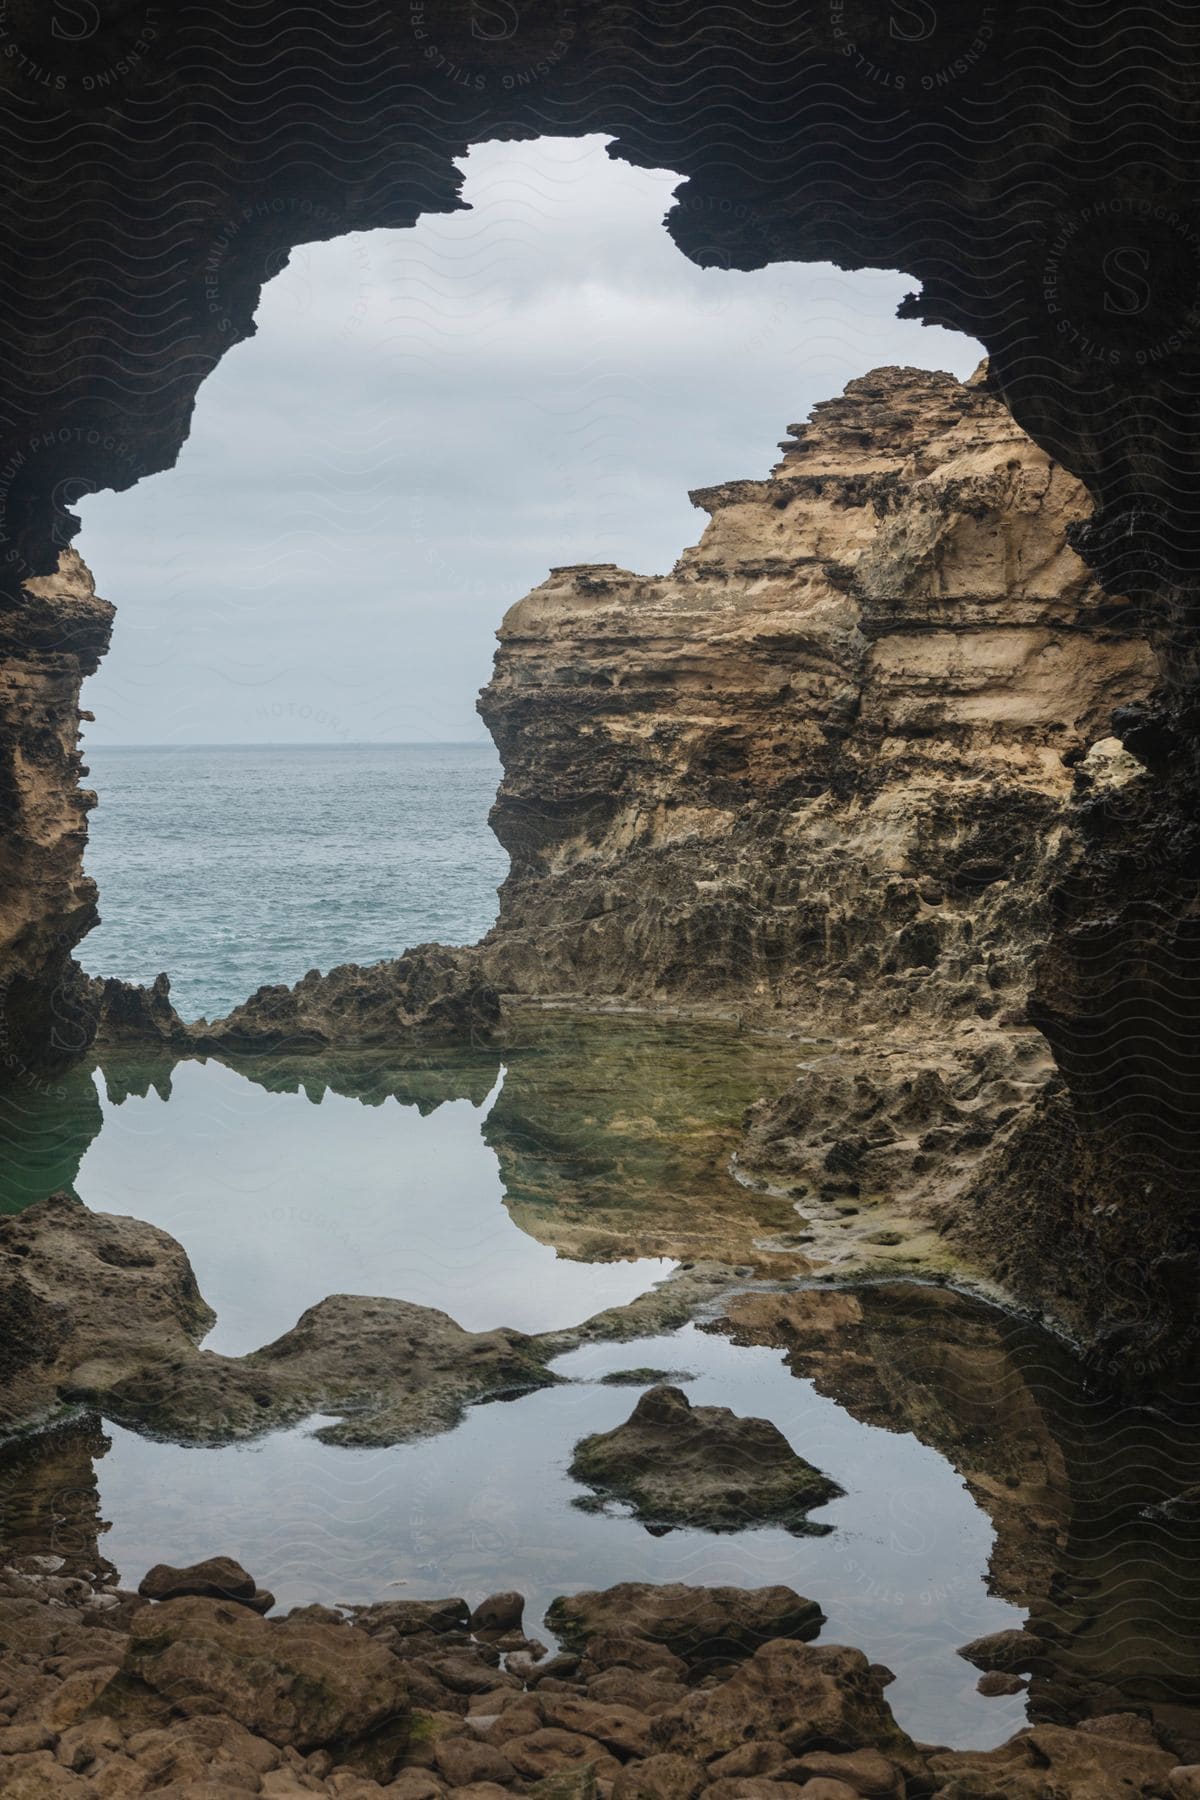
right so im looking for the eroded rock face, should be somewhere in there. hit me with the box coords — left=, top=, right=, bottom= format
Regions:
left=568, top=1384, right=843, bottom=1534
left=0, top=1190, right=214, bottom=1433
left=477, top=365, right=1190, bottom=1368
left=0, top=552, right=113, bottom=1079
left=478, top=365, right=1151, bottom=1026
left=191, top=943, right=501, bottom=1050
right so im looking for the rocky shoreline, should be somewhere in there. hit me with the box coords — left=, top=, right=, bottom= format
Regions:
left=1, top=1551, right=1195, bottom=1798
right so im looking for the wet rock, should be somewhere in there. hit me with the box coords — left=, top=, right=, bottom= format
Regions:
left=707, top=1745, right=789, bottom=1780
left=783, top=1749, right=904, bottom=1796
left=469, top=1593, right=524, bottom=1636
left=194, top=944, right=500, bottom=1051
left=432, top=1736, right=517, bottom=1786
left=611, top=1751, right=706, bottom=1800
left=138, top=1556, right=258, bottom=1605
left=504, top=1728, right=620, bottom=1783
left=54, top=1259, right=558, bottom=1448
left=97, top=1595, right=411, bottom=1779
left=976, top=1670, right=1026, bottom=1697
left=351, top=1599, right=470, bottom=1639
left=538, top=1696, right=652, bottom=1760
left=598, top=1370, right=697, bottom=1389
left=387, top=1775, right=447, bottom=1800
left=929, top=1720, right=1175, bottom=1797
left=579, top=1638, right=687, bottom=1681
left=0, top=1191, right=214, bottom=1430
left=546, top=1586, right=824, bottom=1674
left=956, top=1627, right=1044, bottom=1675
left=790, top=1782, right=861, bottom=1800
left=650, top=1640, right=915, bottom=1764
left=86, top=970, right=191, bottom=1048
left=568, top=1386, right=842, bottom=1534
left=584, top=1670, right=684, bottom=1714
left=430, top=1655, right=517, bottom=1697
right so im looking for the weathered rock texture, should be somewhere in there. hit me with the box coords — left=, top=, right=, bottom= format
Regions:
left=479, top=366, right=1193, bottom=1370
left=479, top=365, right=1151, bottom=1020
left=0, top=551, right=112, bottom=1078
left=0, top=1558, right=1187, bottom=1797
left=0, top=1192, right=557, bottom=1444
left=190, top=943, right=501, bottom=1051
left=0, top=0, right=1198, bottom=1397
left=569, top=1383, right=843, bottom=1534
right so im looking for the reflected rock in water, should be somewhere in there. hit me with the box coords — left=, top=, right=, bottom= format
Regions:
left=483, top=1017, right=809, bottom=1267
left=714, top=1281, right=1200, bottom=1740
left=0, top=1413, right=116, bottom=1585
left=0, top=1061, right=104, bottom=1213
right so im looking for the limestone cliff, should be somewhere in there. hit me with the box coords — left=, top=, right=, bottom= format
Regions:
left=477, top=366, right=1179, bottom=1365
left=478, top=365, right=1152, bottom=1026
left=0, top=551, right=112, bottom=1078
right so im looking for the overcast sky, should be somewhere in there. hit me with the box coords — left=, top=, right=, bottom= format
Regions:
left=78, top=135, right=981, bottom=746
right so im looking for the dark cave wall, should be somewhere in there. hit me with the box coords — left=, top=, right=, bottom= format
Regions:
left=1, top=0, right=1199, bottom=1377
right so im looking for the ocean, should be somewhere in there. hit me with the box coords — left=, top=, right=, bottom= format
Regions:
left=80, top=742, right=509, bottom=1022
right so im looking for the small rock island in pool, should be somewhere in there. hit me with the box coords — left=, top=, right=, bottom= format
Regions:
left=569, top=1383, right=844, bottom=1534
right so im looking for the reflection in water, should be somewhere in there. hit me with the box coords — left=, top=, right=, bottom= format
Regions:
left=0, top=1327, right=1028, bottom=1751
left=0, top=1017, right=811, bottom=1354
left=0, top=1017, right=1197, bottom=1754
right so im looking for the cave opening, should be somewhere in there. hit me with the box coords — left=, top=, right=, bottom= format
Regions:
left=71, top=132, right=981, bottom=1023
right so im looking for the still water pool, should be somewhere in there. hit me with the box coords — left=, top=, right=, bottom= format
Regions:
left=3, top=1016, right=1193, bottom=1751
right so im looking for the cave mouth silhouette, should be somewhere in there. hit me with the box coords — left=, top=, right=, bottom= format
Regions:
left=71, top=134, right=980, bottom=1014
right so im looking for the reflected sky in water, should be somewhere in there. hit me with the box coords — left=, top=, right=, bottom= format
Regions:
left=86, top=1324, right=1027, bottom=1751
left=75, top=1057, right=672, bottom=1353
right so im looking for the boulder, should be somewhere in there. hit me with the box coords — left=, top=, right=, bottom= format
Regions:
left=138, top=1556, right=258, bottom=1605
left=96, top=1595, right=411, bottom=1780
left=546, top=1585, right=824, bottom=1674
left=929, top=1721, right=1175, bottom=1797
left=611, top=1752, right=706, bottom=1800
left=469, top=1592, right=525, bottom=1635
left=568, top=1386, right=842, bottom=1534
left=956, top=1628, right=1044, bottom=1675
left=649, top=1640, right=915, bottom=1763
left=783, top=1749, right=904, bottom=1796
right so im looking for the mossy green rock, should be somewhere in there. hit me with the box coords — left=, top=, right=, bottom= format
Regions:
left=568, top=1384, right=842, bottom=1534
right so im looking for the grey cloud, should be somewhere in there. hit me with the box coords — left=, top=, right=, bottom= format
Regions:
left=78, top=134, right=981, bottom=746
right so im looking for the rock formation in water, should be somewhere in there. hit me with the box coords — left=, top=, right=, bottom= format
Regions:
left=189, top=943, right=500, bottom=1051
left=0, top=0, right=1196, bottom=1410
left=478, top=365, right=1190, bottom=1366
left=568, top=1383, right=843, bottom=1534
left=0, top=551, right=112, bottom=1077
left=0, top=1192, right=557, bottom=1445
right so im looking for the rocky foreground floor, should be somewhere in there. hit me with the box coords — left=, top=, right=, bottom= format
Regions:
left=0, top=1555, right=1196, bottom=1799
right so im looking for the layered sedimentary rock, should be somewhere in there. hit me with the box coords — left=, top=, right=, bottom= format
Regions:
left=478, top=367, right=1182, bottom=1357
left=0, top=551, right=112, bottom=1077
left=479, top=365, right=1152, bottom=1025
